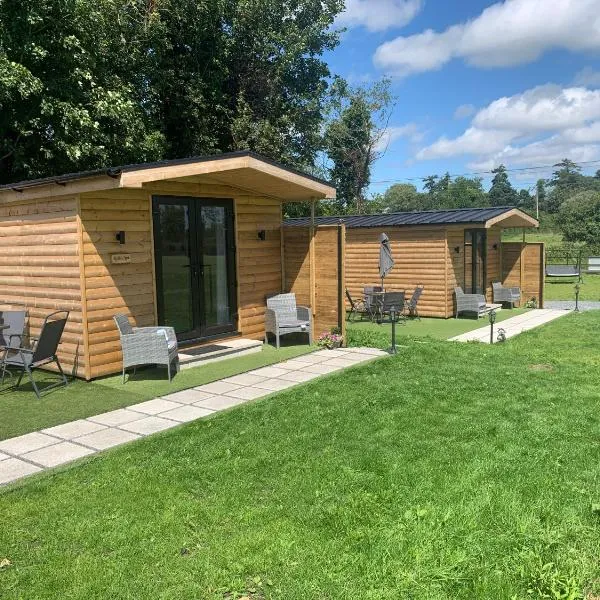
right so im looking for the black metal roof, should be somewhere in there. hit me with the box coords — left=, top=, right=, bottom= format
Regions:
left=0, top=150, right=333, bottom=192
left=285, top=206, right=524, bottom=228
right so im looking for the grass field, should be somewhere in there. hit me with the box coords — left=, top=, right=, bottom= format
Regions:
left=1, top=312, right=599, bottom=599
left=0, top=343, right=313, bottom=441
left=544, top=274, right=600, bottom=302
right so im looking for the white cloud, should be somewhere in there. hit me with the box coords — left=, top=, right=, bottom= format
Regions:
left=337, top=0, right=422, bottom=32
left=473, top=85, right=600, bottom=132
left=375, top=123, right=423, bottom=152
left=374, top=0, right=600, bottom=77
left=573, top=67, right=600, bottom=87
left=417, top=85, right=600, bottom=161
left=454, top=104, right=476, bottom=120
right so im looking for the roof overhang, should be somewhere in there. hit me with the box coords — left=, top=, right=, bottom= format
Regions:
left=484, top=208, right=539, bottom=229
left=0, top=153, right=336, bottom=204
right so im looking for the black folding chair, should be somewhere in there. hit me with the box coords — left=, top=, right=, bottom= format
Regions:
left=0, top=310, right=27, bottom=349
left=381, top=291, right=406, bottom=323
left=1, top=311, right=69, bottom=398
left=364, top=286, right=384, bottom=321
left=345, top=288, right=367, bottom=321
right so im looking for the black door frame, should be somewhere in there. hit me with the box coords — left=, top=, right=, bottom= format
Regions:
left=464, top=228, right=487, bottom=295
left=152, top=196, right=237, bottom=342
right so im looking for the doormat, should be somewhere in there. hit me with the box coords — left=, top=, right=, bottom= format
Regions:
left=180, top=344, right=231, bottom=357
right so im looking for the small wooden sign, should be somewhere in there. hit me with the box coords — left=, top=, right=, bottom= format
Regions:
left=111, top=253, right=131, bottom=265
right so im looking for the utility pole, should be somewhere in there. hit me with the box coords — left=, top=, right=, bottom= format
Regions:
left=536, top=187, right=539, bottom=220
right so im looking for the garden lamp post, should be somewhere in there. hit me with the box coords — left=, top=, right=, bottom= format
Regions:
left=574, top=282, right=581, bottom=312
left=489, top=309, right=497, bottom=344
left=390, top=305, right=398, bottom=354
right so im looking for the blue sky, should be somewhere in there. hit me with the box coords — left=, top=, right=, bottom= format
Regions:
left=326, top=0, right=600, bottom=194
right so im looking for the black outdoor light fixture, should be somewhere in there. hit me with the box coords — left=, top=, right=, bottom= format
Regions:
left=492, top=243, right=498, bottom=250
left=257, top=229, right=266, bottom=241
left=489, top=309, right=497, bottom=344
left=454, top=246, right=460, bottom=254
left=116, top=230, right=126, bottom=245
left=389, top=305, right=398, bottom=354
left=574, top=282, right=581, bottom=312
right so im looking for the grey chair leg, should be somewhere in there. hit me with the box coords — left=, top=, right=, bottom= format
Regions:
left=308, top=329, right=313, bottom=346
left=167, top=361, right=171, bottom=382
left=24, top=366, right=41, bottom=399
left=275, top=332, right=280, bottom=349
left=122, top=366, right=126, bottom=384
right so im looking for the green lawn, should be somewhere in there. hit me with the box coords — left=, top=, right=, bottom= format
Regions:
left=2, top=312, right=600, bottom=599
left=544, top=274, right=600, bottom=301
left=347, top=308, right=529, bottom=346
left=0, top=343, right=313, bottom=441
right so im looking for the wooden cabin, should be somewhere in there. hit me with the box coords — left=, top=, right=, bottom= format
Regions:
left=285, top=207, right=542, bottom=318
left=0, top=152, right=337, bottom=380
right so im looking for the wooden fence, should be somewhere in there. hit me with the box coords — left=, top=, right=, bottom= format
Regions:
left=501, top=242, right=545, bottom=307
left=282, top=224, right=346, bottom=339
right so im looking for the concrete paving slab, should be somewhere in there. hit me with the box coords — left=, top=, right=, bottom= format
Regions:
left=289, top=354, right=327, bottom=364
left=252, top=378, right=298, bottom=392
left=128, top=398, right=183, bottom=415
left=302, top=363, right=344, bottom=375
left=345, top=347, right=388, bottom=356
left=42, top=419, right=106, bottom=440
left=324, top=357, right=366, bottom=368
left=277, top=371, right=320, bottom=383
left=161, top=388, right=214, bottom=405
left=88, top=408, right=150, bottom=427
left=76, top=428, right=141, bottom=451
left=158, top=405, right=214, bottom=423
left=193, top=395, right=248, bottom=411
left=194, top=381, right=242, bottom=395
left=0, top=432, right=60, bottom=456
left=119, top=416, right=179, bottom=436
left=311, top=349, right=351, bottom=358
left=274, top=359, right=312, bottom=371
left=247, top=366, right=292, bottom=378
left=22, top=441, right=95, bottom=468
left=0, top=452, right=9, bottom=461
left=0, top=458, right=43, bottom=485
left=221, top=373, right=268, bottom=386
left=222, top=386, right=269, bottom=400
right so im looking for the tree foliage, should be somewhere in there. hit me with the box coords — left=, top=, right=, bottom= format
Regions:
left=488, top=165, right=518, bottom=207
left=0, top=0, right=343, bottom=183
left=557, top=190, right=600, bottom=244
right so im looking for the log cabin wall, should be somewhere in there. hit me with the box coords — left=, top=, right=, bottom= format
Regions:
left=0, top=197, right=85, bottom=377
left=344, top=226, right=448, bottom=318
left=79, top=184, right=284, bottom=378
left=501, top=242, right=545, bottom=308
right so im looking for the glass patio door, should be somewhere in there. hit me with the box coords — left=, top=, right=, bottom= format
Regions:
left=153, top=196, right=236, bottom=342
left=464, top=229, right=487, bottom=295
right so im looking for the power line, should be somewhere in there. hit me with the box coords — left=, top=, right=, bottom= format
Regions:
left=369, top=159, right=600, bottom=186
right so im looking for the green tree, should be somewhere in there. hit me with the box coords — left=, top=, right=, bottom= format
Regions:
left=0, top=0, right=344, bottom=184
left=557, top=190, right=600, bottom=244
left=445, top=176, right=488, bottom=209
left=378, top=183, right=424, bottom=212
left=324, top=78, right=394, bottom=214
left=488, top=165, right=518, bottom=207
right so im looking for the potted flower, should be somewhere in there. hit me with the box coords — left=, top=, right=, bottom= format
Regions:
left=316, top=328, right=344, bottom=349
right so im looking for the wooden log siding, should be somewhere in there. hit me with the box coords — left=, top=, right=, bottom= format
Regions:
left=502, top=242, right=544, bottom=308
left=235, top=198, right=283, bottom=340
left=0, top=197, right=85, bottom=377
left=79, top=190, right=156, bottom=379
left=283, top=225, right=344, bottom=336
left=344, top=227, right=448, bottom=318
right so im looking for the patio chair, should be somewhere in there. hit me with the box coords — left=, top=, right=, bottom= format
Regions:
left=364, top=286, right=384, bottom=321
left=0, top=311, right=69, bottom=398
left=381, top=291, right=406, bottom=322
left=492, top=282, right=521, bottom=308
left=345, top=288, right=367, bottom=322
left=0, top=310, right=27, bottom=349
left=454, top=287, right=487, bottom=319
left=264, top=293, right=312, bottom=349
left=405, top=285, right=424, bottom=319
left=114, top=314, right=179, bottom=383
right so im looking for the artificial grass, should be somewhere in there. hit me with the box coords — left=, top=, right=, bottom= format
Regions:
left=2, top=312, right=600, bottom=598
left=346, top=307, right=529, bottom=346
left=0, top=343, right=314, bottom=441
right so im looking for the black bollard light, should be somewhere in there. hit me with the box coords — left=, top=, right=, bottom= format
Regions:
left=574, top=282, right=581, bottom=312
left=489, top=309, right=497, bottom=344
left=390, top=305, right=397, bottom=354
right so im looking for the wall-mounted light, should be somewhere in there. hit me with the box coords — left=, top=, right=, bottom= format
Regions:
left=492, top=243, right=498, bottom=250
left=257, top=230, right=266, bottom=241
left=454, top=246, right=460, bottom=254
left=116, top=231, right=126, bottom=245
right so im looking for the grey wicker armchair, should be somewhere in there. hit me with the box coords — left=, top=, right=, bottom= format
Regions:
left=264, top=293, right=312, bottom=349
left=454, top=287, right=487, bottom=318
left=492, top=282, right=521, bottom=307
left=114, top=314, right=179, bottom=383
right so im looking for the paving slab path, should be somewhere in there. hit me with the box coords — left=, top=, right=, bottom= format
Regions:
left=449, top=308, right=569, bottom=343
left=0, top=347, right=387, bottom=487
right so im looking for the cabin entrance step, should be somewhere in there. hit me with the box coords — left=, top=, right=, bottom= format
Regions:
left=178, top=338, right=262, bottom=370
